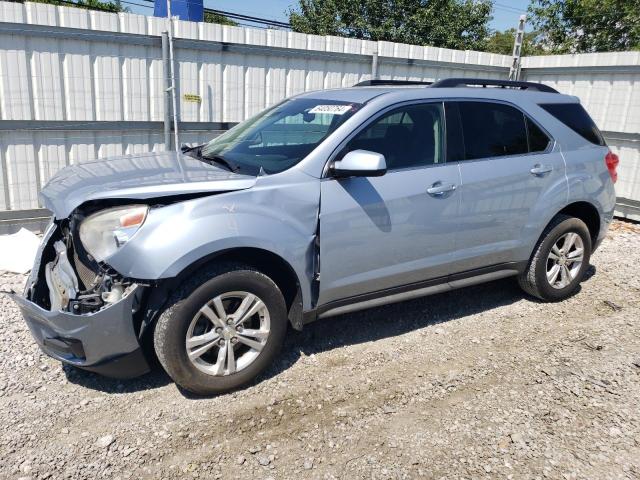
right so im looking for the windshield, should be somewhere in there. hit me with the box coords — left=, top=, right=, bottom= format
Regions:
left=201, top=98, right=361, bottom=175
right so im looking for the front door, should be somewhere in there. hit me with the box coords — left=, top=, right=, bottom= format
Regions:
left=318, top=102, right=461, bottom=306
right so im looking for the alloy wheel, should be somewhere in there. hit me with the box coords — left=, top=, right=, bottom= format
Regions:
left=546, top=232, right=584, bottom=289
left=185, top=291, right=270, bottom=376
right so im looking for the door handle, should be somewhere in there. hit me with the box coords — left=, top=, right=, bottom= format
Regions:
left=427, top=182, right=456, bottom=196
left=530, top=164, right=553, bottom=176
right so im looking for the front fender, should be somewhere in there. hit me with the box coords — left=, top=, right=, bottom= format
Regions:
left=106, top=176, right=320, bottom=309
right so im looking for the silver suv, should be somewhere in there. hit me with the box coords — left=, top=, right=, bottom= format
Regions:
left=10, top=78, right=618, bottom=395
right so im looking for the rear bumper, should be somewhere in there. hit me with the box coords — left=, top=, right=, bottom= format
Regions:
left=10, top=285, right=150, bottom=379
left=594, top=208, right=615, bottom=252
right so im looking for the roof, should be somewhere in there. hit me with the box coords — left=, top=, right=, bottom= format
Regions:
left=296, top=84, right=577, bottom=105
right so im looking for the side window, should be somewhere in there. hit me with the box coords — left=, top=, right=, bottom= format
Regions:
left=526, top=116, right=551, bottom=152
left=539, top=103, right=606, bottom=146
left=346, top=103, right=444, bottom=170
left=457, top=101, right=528, bottom=160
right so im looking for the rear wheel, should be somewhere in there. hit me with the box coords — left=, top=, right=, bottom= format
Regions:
left=518, top=214, right=592, bottom=301
left=154, top=264, right=287, bottom=395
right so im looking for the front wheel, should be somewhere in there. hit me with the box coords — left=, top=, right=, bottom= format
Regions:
left=154, top=264, right=288, bottom=395
left=518, top=214, right=592, bottom=301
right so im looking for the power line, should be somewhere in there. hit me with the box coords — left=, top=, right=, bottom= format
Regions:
left=6, top=0, right=122, bottom=12
left=494, top=2, right=526, bottom=14
left=15, top=0, right=637, bottom=31
left=492, top=4, right=640, bottom=29
left=207, top=8, right=290, bottom=28
left=135, top=0, right=291, bottom=29
left=119, top=0, right=154, bottom=10
left=205, top=4, right=288, bottom=22
left=13, top=0, right=291, bottom=29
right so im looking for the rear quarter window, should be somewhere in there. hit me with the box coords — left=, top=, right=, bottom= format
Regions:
left=539, top=103, right=606, bottom=146
left=526, top=117, right=551, bottom=152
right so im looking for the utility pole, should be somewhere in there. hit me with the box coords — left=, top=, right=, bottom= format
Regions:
left=509, top=14, right=526, bottom=81
left=166, top=0, right=180, bottom=152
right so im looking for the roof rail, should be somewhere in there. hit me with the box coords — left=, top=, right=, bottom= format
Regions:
left=430, top=78, right=559, bottom=93
left=353, top=79, right=433, bottom=87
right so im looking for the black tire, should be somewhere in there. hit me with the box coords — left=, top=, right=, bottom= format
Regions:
left=518, top=214, right=592, bottom=301
left=154, top=263, right=287, bottom=395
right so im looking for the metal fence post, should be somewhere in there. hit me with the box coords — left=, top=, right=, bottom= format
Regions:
left=161, top=31, right=171, bottom=151
left=165, top=0, right=180, bottom=152
left=371, top=45, right=379, bottom=80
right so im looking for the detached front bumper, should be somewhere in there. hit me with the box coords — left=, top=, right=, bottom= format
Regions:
left=10, top=286, right=149, bottom=378
left=9, top=222, right=150, bottom=379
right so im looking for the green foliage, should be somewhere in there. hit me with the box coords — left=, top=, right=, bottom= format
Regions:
left=485, top=28, right=546, bottom=56
left=204, top=11, right=238, bottom=26
left=26, top=0, right=124, bottom=13
left=528, top=0, right=640, bottom=53
left=289, top=0, right=493, bottom=51
left=485, top=29, right=515, bottom=55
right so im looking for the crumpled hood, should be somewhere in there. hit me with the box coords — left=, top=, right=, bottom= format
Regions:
left=40, top=151, right=257, bottom=218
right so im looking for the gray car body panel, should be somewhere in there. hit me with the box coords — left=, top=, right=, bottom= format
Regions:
left=449, top=123, right=568, bottom=273
left=10, top=285, right=143, bottom=366
left=531, top=102, right=617, bottom=227
left=318, top=163, right=462, bottom=305
left=40, top=151, right=257, bottom=218
left=106, top=168, right=320, bottom=309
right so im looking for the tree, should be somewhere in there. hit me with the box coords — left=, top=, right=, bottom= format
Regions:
left=485, top=28, right=546, bottom=56
left=528, top=0, right=640, bottom=53
left=288, top=0, right=493, bottom=51
left=204, top=11, right=238, bottom=26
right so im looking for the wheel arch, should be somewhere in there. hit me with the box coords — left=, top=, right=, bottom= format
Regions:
left=142, top=247, right=305, bottom=336
left=556, top=201, right=601, bottom=245
left=521, top=200, right=601, bottom=269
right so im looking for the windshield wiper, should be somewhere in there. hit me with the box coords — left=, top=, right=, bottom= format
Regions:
left=184, top=145, right=239, bottom=172
left=200, top=153, right=240, bottom=173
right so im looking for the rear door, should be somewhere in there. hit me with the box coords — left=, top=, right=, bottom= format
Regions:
left=318, top=101, right=461, bottom=306
left=446, top=100, right=567, bottom=272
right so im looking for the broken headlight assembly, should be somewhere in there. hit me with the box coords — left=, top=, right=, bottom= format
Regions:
left=37, top=205, right=148, bottom=314
left=79, top=205, right=148, bottom=262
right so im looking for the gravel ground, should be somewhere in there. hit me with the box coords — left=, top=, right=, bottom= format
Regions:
left=1, top=220, right=639, bottom=480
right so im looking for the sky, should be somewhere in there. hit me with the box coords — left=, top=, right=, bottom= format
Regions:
left=130, top=0, right=533, bottom=33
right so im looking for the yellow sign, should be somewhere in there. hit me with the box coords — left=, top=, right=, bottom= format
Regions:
left=183, top=94, right=202, bottom=103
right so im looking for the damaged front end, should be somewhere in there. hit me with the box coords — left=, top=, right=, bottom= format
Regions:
left=38, top=216, right=138, bottom=315
left=8, top=152, right=264, bottom=379
left=11, top=216, right=150, bottom=378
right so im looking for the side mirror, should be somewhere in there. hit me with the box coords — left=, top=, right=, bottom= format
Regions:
left=332, top=150, right=387, bottom=178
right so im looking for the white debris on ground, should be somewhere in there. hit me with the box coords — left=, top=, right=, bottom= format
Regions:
left=0, top=228, right=40, bottom=274
left=0, top=220, right=639, bottom=479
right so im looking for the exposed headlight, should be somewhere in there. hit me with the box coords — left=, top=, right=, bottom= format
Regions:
left=79, top=205, right=148, bottom=262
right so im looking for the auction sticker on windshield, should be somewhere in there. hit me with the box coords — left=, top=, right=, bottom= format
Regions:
left=308, top=105, right=353, bottom=115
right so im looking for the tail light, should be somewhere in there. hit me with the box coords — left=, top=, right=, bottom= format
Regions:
left=605, top=151, right=619, bottom=183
